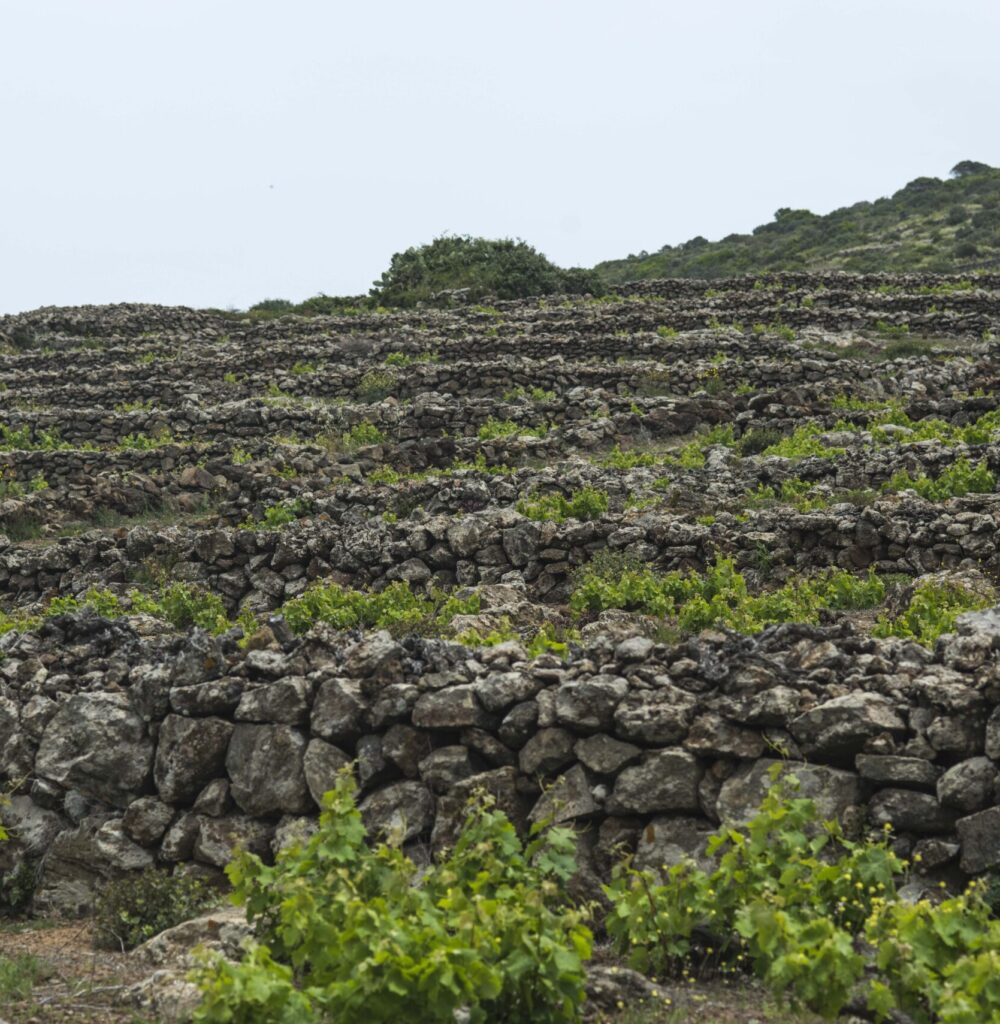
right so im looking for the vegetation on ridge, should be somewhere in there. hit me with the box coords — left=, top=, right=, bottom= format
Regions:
left=596, top=161, right=1000, bottom=282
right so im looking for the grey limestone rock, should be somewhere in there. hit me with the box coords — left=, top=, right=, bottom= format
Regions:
left=155, top=715, right=233, bottom=805
left=35, top=693, right=153, bottom=808
left=225, top=724, right=311, bottom=816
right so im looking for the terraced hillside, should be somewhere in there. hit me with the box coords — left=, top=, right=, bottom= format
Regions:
left=7, top=273, right=1000, bottom=1019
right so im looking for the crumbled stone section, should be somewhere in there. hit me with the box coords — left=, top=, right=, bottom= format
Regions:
left=3, top=274, right=1000, bottom=915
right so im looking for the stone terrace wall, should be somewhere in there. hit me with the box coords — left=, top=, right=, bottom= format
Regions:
left=6, top=609, right=1000, bottom=914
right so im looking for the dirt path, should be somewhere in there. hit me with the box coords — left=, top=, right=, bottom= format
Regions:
left=0, top=922, right=149, bottom=1024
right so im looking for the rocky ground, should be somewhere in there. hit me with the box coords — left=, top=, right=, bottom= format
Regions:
left=3, top=272, right=1000, bottom=1021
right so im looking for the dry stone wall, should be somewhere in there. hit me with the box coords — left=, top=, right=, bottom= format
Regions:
left=5, top=609, right=1000, bottom=916
left=4, top=272, right=1000, bottom=915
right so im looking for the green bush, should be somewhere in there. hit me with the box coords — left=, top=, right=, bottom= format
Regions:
left=477, top=417, right=549, bottom=441
left=192, top=774, right=592, bottom=1024
left=570, top=555, right=885, bottom=634
left=279, top=581, right=480, bottom=636
left=598, top=444, right=656, bottom=469
left=873, top=578, right=993, bottom=646
left=0, top=954, right=45, bottom=1003
left=370, top=235, right=604, bottom=307
left=883, top=457, right=995, bottom=500
left=241, top=498, right=311, bottom=530
left=605, top=767, right=903, bottom=1018
left=761, top=424, right=846, bottom=459
left=355, top=369, right=397, bottom=403
left=94, top=869, right=217, bottom=951
left=517, top=486, right=609, bottom=522
left=132, top=583, right=231, bottom=634
left=343, top=421, right=386, bottom=449
left=608, top=761, right=1000, bottom=1022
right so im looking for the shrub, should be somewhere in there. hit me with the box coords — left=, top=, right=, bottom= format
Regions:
left=131, top=583, right=230, bottom=634
left=370, top=234, right=604, bottom=307
left=873, top=578, right=993, bottom=646
left=598, top=445, right=656, bottom=469
left=249, top=298, right=294, bottom=315
left=94, top=869, right=217, bottom=951
left=343, top=421, right=386, bottom=449
left=761, top=424, right=846, bottom=459
left=570, top=555, right=884, bottom=634
left=0, top=954, right=45, bottom=1003
left=241, top=498, right=311, bottom=530
left=355, top=369, right=397, bottom=402
left=883, top=457, right=995, bottom=500
left=121, top=431, right=174, bottom=450
left=477, top=417, right=519, bottom=440
left=192, top=774, right=592, bottom=1024
left=279, top=581, right=480, bottom=636
left=517, top=486, right=609, bottom=522
left=605, top=767, right=904, bottom=1018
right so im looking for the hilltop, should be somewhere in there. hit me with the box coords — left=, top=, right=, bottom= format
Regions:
left=596, top=159, right=1000, bottom=283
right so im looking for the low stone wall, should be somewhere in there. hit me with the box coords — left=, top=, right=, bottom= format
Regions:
left=5, top=608, right=1000, bottom=915
left=3, top=491, right=999, bottom=612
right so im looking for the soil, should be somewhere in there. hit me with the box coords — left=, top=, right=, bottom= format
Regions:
left=0, top=919, right=828, bottom=1024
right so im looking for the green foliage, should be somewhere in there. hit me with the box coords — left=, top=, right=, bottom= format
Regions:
left=0, top=954, right=45, bottom=1002
left=371, top=234, right=604, bottom=307
left=94, top=869, right=217, bottom=951
left=279, top=581, right=480, bottom=636
left=230, top=447, right=253, bottom=465
left=343, top=421, right=386, bottom=449
left=249, top=298, right=295, bottom=315
left=874, top=320, right=910, bottom=338
left=745, top=479, right=829, bottom=512
left=762, top=424, right=845, bottom=459
left=598, top=445, right=657, bottom=469
left=291, top=360, right=318, bottom=375
left=477, top=417, right=549, bottom=441
left=368, top=465, right=403, bottom=485
left=873, top=579, right=993, bottom=646
left=0, top=424, right=67, bottom=451
left=355, top=368, right=397, bottom=402
left=517, top=486, right=609, bottom=523
left=595, top=162, right=1000, bottom=281
left=383, top=350, right=438, bottom=367
left=570, top=555, right=885, bottom=634
left=241, top=498, right=311, bottom=530
left=504, top=385, right=556, bottom=402
left=131, top=583, right=232, bottom=634
left=605, top=769, right=904, bottom=1018
left=883, top=457, right=995, bottom=500
left=192, top=774, right=592, bottom=1024
left=1, top=583, right=245, bottom=639
left=121, top=430, right=175, bottom=450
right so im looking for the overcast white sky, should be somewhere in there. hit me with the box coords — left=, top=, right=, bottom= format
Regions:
left=2, top=0, right=998, bottom=314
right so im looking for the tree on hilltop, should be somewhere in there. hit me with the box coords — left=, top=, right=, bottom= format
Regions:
left=370, top=235, right=604, bottom=307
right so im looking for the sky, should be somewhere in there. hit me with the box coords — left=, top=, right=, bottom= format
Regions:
left=2, top=0, right=999, bottom=314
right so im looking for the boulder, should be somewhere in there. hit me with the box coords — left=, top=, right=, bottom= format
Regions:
left=717, top=760, right=859, bottom=825
left=359, top=781, right=435, bottom=843
left=225, top=724, right=311, bottom=816
left=790, top=692, right=905, bottom=760
left=155, top=715, right=233, bottom=805
left=529, top=765, right=598, bottom=825
left=613, top=686, right=697, bottom=745
left=868, top=789, right=957, bottom=835
left=35, top=693, right=153, bottom=808
left=302, top=738, right=351, bottom=808
left=936, top=757, right=996, bottom=813
left=608, top=749, right=702, bottom=815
